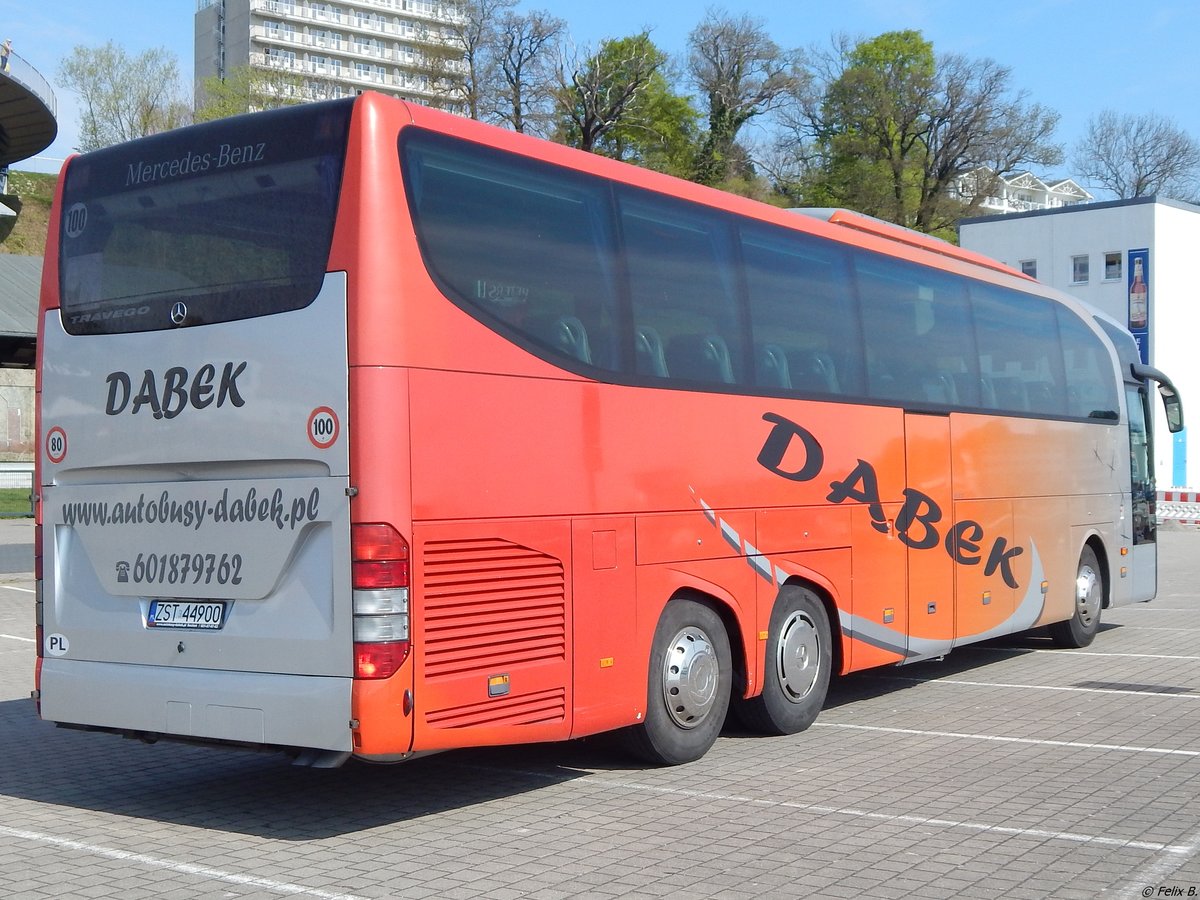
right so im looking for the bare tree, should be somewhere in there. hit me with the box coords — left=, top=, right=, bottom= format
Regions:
left=59, top=42, right=189, bottom=151
left=492, top=9, right=565, bottom=134
left=918, top=52, right=1060, bottom=230
left=687, top=9, right=803, bottom=185
left=557, top=32, right=668, bottom=153
left=434, top=0, right=516, bottom=119
left=1073, top=110, right=1200, bottom=201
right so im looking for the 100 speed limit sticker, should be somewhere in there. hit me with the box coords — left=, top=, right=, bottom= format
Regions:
left=308, top=407, right=340, bottom=450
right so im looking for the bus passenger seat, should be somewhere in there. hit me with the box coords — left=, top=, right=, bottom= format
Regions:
left=923, top=373, right=959, bottom=404
left=787, top=351, right=839, bottom=393
left=978, top=376, right=998, bottom=408
left=990, top=376, right=1027, bottom=411
left=531, top=315, right=593, bottom=365
left=755, top=344, right=791, bottom=388
left=668, top=334, right=736, bottom=384
left=1026, top=382, right=1058, bottom=414
left=635, top=326, right=669, bottom=377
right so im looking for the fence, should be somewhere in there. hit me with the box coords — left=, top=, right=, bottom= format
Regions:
left=1156, top=490, right=1200, bottom=526
left=0, top=464, right=32, bottom=518
left=3, top=49, right=57, bottom=118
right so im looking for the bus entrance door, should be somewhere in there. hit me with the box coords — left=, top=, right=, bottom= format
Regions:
left=903, top=413, right=956, bottom=660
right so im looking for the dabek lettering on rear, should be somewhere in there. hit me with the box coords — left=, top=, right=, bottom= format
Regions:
left=756, top=412, right=1025, bottom=589
left=104, top=362, right=248, bottom=420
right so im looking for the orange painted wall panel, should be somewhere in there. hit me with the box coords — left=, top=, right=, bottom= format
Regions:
left=570, top=518, right=641, bottom=736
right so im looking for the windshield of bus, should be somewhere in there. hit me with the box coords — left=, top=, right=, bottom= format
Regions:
left=57, top=98, right=354, bottom=335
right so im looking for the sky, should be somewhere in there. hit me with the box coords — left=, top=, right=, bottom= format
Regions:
left=3, top=0, right=1198, bottom=194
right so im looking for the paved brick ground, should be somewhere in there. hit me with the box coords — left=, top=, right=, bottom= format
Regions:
left=1, top=526, right=1198, bottom=899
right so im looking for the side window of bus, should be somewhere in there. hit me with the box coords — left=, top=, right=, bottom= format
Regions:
left=1058, top=308, right=1120, bottom=420
left=740, top=223, right=864, bottom=396
left=618, top=191, right=744, bottom=385
left=403, top=133, right=620, bottom=371
left=855, top=254, right=979, bottom=408
left=971, top=285, right=1067, bottom=416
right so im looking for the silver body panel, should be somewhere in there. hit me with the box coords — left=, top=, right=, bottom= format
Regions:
left=39, top=273, right=353, bottom=751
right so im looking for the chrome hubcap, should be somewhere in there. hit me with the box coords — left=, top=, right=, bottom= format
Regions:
left=1076, top=563, right=1102, bottom=628
left=777, top=611, right=821, bottom=703
left=662, top=626, right=720, bottom=729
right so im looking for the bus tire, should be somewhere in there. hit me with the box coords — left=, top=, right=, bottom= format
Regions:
left=737, top=585, right=831, bottom=735
left=623, top=598, right=732, bottom=766
left=1049, top=545, right=1103, bottom=649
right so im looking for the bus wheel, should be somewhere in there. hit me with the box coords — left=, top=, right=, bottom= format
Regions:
left=624, top=598, right=732, bottom=766
left=737, top=585, right=831, bottom=735
left=1050, top=545, right=1103, bottom=649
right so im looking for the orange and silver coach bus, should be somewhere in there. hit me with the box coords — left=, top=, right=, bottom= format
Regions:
left=35, top=93, right=1183, bottom=766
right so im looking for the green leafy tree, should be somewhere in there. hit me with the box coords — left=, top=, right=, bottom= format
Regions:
left=556, top=33, right=699, bottom=176
left=59, top=41, right=189, bottom=151
left=194, top=66, right=311, bottom=122
left=593, top=69, right=701, bottom=177
left=789, top=30, right=1060, bottom=234
left=812, top=31, right=936, bottom=224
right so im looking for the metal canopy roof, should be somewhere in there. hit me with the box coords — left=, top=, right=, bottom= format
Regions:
left=0, top=255, right=40, bottom=368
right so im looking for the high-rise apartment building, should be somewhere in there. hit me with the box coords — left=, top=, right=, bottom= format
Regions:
left=194, top=0, right=458, bottom=107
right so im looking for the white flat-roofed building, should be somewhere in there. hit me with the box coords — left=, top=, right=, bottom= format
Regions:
left=195, top=0, right=459, bottom=107
left=960, top=196, right=1200, bottom=488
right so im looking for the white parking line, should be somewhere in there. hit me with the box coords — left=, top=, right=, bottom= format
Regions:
left=0, top=584, right=34, bottom=593
left=0, top=633, right=34, bottom=643
left=1038, top=650, right=1200, bottom=661
left=0, top=825, right=368, bottom=900
left=991, top=647, right=1200, bottom=662
left=1115, top=822, right=1200, bottom=900
left=454, top=763, right=1189, bottom=855
left=1111, top=607, right=1192, bottom=611
left=815, top=722, right=1200, bottom=757
left=872, top=675, right=1200, bottom=698
left=608, top=780, right=1189, bottom=853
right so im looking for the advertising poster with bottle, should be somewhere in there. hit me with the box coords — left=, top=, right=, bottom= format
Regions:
left=1127, top=248, right=1149, bottom=364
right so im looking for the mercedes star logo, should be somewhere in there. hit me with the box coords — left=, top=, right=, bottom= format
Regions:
left=170, top=302, right=187, bottom=326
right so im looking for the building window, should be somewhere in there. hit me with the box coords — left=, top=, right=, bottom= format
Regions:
left=1072, top=255, right=1089, bottom=285
left=1019, top=259, right=1037, bottom=279
left=1104, top=252, right=1122, bottom=281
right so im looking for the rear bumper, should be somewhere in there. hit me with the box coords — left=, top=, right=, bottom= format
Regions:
left=39, top=658, right=352, bottom=752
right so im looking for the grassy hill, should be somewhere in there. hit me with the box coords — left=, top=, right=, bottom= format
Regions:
left=1, top=170, right=57, bottom=256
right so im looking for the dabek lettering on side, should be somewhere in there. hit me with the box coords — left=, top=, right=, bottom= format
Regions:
left=756, top=412, right=1025, bottom=589
left=104, top=362, right=248, bottom=420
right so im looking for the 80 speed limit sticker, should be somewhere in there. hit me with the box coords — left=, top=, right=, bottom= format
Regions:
left=46, top=426, right=67, bottom=464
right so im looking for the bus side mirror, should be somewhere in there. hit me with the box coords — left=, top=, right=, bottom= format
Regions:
left=1164, top=393, right=1184, bottom=433
left=1132, top=363, right=1185, bottom=433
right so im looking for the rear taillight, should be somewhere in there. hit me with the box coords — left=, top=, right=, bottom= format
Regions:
left=351, top=523, right=410, bottom=679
